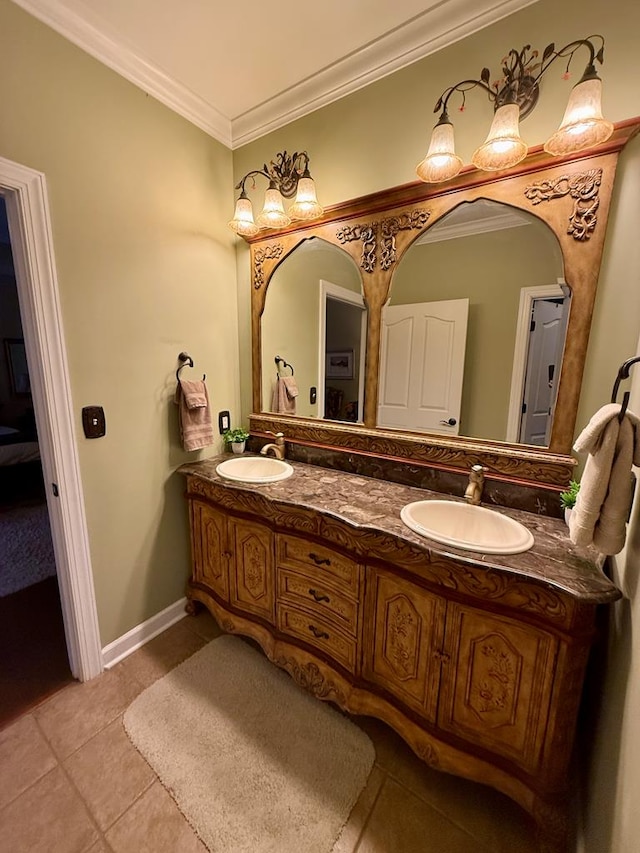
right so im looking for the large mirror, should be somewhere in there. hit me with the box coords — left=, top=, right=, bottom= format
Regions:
left=261, top=238, right=366, bottom=423
left=379, top=200, right=567, bottom=447
left=248, top=130, right=633, bottom=487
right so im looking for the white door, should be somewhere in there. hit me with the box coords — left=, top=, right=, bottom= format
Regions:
left=378, top=299, right=469, bottom=434
left=519, top=298, right=567, bottom=445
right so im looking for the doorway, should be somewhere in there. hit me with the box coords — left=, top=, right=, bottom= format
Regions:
left=318, top=280, right=367, bottom=423
left=0, top=156, right=102, bottom=694
left=506, top=283, right=569, bottom=445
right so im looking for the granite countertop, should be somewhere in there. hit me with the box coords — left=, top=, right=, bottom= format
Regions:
left=179, top=454, right=620, bottom=604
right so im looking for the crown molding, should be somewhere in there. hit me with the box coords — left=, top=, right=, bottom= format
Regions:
left=13, top=0, right=538, bottom=149
left=11, top=0, right=233, bottom=146
left=416, top=208, right=531, bottom=245
left=231, top=0, right=539, bottom=148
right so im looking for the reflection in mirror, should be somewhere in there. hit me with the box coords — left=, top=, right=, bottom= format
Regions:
left=261, top=237, right=366, bottom=422
left=379, top=199, right=566, bottom=446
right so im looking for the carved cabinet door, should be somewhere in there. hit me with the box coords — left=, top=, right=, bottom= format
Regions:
left=189, top=500, right=229, bottom=601
left=437, top=602, right=557, bottom=772
left=229, top=517, right=275, bottom=623
left=362, top=566, right=446, bottom=721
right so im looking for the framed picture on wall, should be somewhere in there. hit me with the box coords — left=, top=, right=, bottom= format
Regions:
left=326, top=350, right=354, bottom=380
left=4, top=338, right=31, bottom=396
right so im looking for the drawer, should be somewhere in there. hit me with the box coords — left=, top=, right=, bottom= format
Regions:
left=277, top=535, right=360, bottom=596
left=277, top=568, right=359, bottom=636
left=277, top=605, right=358, bottom=673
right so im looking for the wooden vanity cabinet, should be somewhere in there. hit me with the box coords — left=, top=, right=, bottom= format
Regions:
left=184, top=474, right=609, bottom=852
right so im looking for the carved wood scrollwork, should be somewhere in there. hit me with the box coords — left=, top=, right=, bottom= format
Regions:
left=274, top=656, right=347, bottom=705
left=253, top=243, right=284, bottom=288
left=524, top=168, right=602, bottom=241
left=380, top=209, right=430, bottom=270
left=335, top=223, right=377, bottom=272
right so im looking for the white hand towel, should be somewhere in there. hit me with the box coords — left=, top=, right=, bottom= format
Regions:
left=569, top=403, right=640, bottom=555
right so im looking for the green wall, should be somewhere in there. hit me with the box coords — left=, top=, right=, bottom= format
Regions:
left=0, top=0, right=238, bottom=645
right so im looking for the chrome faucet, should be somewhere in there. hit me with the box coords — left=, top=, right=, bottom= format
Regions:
left=260, top=431, right=286, bottom=460
left=464, top=464, right=486, bottom=506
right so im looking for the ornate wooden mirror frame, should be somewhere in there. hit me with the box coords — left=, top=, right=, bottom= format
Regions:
left=248, top=120, right=640, bottom=491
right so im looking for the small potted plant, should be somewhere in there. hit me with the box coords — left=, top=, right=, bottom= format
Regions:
left=223, top=427, right=250, bottom=454
left=560, top=480, right=580, bottom=525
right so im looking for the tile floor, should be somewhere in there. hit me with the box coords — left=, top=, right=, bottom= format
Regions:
left=0, top=611, right=541, bottom=853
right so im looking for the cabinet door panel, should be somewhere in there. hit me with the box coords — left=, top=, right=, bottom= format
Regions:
left=230, top=518, right=275, bottom=622
left=363, top=567, right=446, bottom=721
left=190, top=500, right=229, bottom=601
left=438, top=603, right=557, bottom=771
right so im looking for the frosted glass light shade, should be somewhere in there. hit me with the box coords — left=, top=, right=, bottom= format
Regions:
left=471, top=104, right=528, bottom=171
left=544, top=77, right=614, bottom=156
left=228, top=195, right=259, bottom=237
left=416, top=120, right=463, bottom=183
left=256, top=187, right=291, bottom=229
left=288, top=176, right=324, bottom=220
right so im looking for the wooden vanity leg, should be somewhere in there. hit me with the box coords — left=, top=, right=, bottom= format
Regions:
left=533, top=797, right=570, bottom=853
left=185, top=597, right=202, bottom=616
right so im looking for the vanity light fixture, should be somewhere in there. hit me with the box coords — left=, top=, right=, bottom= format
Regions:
left=416, top=35, right=613, bottom=183
left=228, top=151, right=323, bottom=237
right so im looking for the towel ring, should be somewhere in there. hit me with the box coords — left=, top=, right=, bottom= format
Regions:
left=176, top=351, right=205, bottom=382
left=611, top=356, right=640, bottom=422
left=275, top=355, right=294, bottom=376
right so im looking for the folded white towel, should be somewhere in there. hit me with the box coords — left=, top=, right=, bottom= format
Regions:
left=569, top=403, right=640, bottom=555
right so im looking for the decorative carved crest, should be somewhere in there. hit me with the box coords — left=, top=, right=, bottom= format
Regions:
left=524, top=168, right=602, bottom=241
left=275, top=656, right=347, bottom=705
left=335, top=223, right=377, bottom=272
left=254, top=243, right=284, bottom=289
left=380, top=209, right=430, bottom=270
left=385, top=595, right=420, bottom=680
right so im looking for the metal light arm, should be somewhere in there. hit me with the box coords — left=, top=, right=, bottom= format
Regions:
left=235, top=151, right=312, bottom=200
left=433, top=34, right=606, bottom=122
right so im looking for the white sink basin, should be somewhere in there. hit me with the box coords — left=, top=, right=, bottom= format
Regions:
left=216, top=456, right=294, bottom=484
left=400, top=500, right=534, bottom=555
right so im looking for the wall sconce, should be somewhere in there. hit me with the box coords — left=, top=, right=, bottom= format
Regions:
left=416, top=35, right=613, bottom=184
left=228, top=151, right=323, bottom=237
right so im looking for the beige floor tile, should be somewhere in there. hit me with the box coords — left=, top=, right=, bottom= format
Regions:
left=115, top=618, right=207, bottom=690
left=356, top=776, right=492, bottom=853
left=183, top=607, right=224, bottom=641
left=0, top=766, right=98, bottom=853
left=333, top=766, right=386, bottom=853
left=34, top=667, right=141, bottom=760
left=0, top=714, right=57, bottom=809
left=355, top=717, right=537, bottom=853
left=64, top=718, right=155, bottom=831
left=106, top=781, right=206, bottom=853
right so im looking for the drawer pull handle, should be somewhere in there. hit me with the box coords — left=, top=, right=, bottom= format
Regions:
left=308, top=588, right=330, bottom=603
left=308, top=624, right=330, bottom=640
left=309, top=552, right=331, bottom=566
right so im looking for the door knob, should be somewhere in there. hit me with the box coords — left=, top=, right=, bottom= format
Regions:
left=439, top=418, right=457, bottom=426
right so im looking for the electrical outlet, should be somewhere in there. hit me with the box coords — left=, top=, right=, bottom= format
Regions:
left=218, top=410, right=231, bottom=434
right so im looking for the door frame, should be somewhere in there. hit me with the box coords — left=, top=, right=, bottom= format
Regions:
left=0, top=156, right=102, bottom=681
left=506, top=283, right=567, bottom=444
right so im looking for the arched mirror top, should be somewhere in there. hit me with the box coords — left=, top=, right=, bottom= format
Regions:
left=248, top=123, right=640, bottom=488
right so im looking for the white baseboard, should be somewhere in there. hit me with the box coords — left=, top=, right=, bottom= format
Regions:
left=102, top=597, right=188, bottom=669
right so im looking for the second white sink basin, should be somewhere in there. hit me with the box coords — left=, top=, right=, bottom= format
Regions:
left=216, top=456, right=294, bottom=484
left=400, top=500, right=534, bottom=555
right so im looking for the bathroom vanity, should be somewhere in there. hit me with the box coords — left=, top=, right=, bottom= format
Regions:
left=180, top=456, right=619, bottom=853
